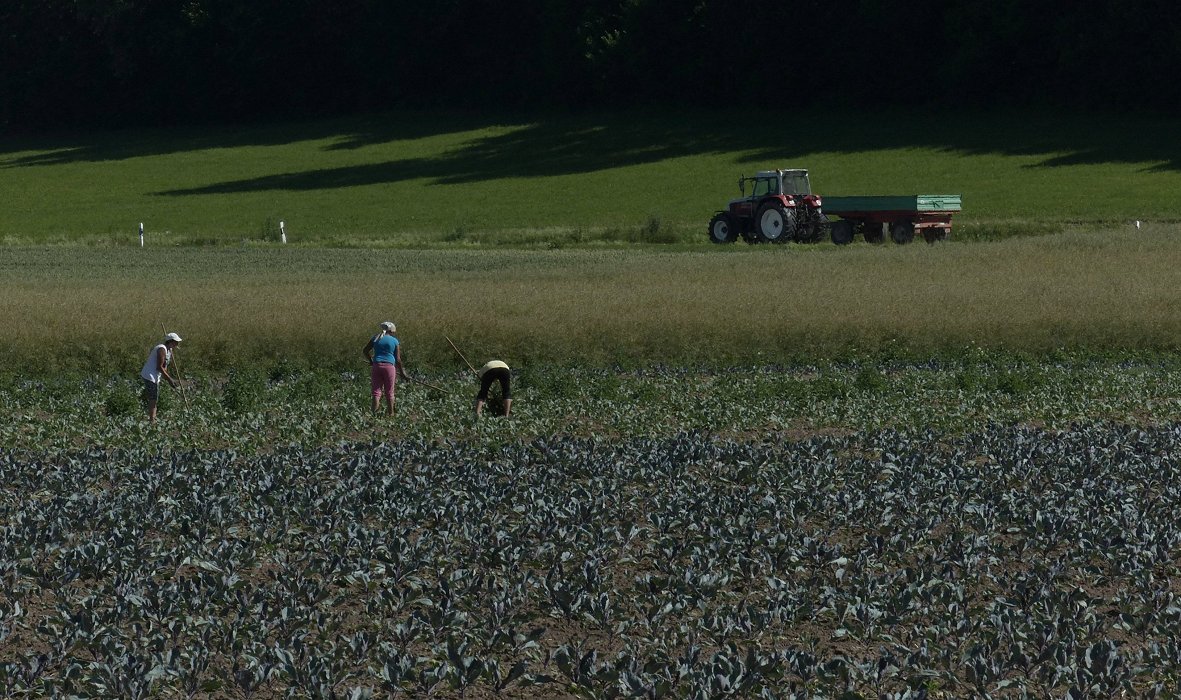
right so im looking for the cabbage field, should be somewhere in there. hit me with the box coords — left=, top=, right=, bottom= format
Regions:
left=3, top=359, right=1181, bottom=698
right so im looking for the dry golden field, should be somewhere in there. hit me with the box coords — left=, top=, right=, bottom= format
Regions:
left=2, top=226, right=1178, bottom=373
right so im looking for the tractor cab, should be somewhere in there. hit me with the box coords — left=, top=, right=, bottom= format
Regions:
left=747, top=173, right=779, bottom=198
left=779, top=169, right=812, bottom=196
left=738, top=169, right=811, bottom=199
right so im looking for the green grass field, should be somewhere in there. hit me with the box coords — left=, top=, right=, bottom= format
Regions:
left=3, top=109, right=1181, bottom=245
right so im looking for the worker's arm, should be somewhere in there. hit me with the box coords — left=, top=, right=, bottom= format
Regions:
left=396, top=345, right=410, bottom=380
left=158, top=346, right=178, bottom=387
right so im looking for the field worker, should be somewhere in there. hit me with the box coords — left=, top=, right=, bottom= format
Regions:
left=363, top=321, right=410, bottom=415
left=475, top=360, right=512, bottom=418
left=141, top=332, right=182, bottom=423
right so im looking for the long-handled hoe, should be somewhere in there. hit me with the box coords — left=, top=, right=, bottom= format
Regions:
left=445, top=336, right=479, bottom=377
left=410, top=377, right=451, bottom=394
left=446, top=335, right=498, bottom=420
left=160, top=323, right=190, bottom=406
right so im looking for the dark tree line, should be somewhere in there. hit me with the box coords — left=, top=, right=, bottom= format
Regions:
left=2, top=0, right=1179, bottom=129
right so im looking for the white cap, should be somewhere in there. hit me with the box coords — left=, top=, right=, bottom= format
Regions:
left=165, top=332, right=183, bottom=343
left=380, top=321, right=396, bottom=332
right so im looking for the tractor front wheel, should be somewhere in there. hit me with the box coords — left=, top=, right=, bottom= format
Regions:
left=756, top=202, right=795, bottom=243
left=708, top=213, right=737, bottom=244
left=890, top=221, right=915, bottom=244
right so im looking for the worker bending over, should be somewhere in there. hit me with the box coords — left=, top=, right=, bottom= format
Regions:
left=475, top=360, right=511, bottom=417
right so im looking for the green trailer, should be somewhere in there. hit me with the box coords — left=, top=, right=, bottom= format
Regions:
left=822, top=194, right=962, bottom=244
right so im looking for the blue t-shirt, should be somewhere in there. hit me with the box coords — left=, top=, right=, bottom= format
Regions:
left=372, top=335, right=399, bottom=364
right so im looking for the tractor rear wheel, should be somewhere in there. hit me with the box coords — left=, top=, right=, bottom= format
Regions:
left=890, top=221, right=915, bottom=244
left=756, top=202, right=795, bottom=243
left=830, top=220, right=854, bottom=245
left=708, top=213, right=737, bottom=244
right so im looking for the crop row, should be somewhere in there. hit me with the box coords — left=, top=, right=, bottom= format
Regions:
left=2, top=356, right=1179, bottom=453
left=2, top=422, right=1181, bottom=697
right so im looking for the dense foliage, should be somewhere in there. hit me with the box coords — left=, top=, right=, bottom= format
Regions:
left=3, top=0, right=1178, bottom=129
left=3, top=362, right=1179, bottom=696
left=4, top=422, right=1181, bottom=697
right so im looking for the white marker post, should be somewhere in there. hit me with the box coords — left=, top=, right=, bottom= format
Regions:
left=139, top=222, right=144, bottom=247
left=280, top=220, right=287, bottom=244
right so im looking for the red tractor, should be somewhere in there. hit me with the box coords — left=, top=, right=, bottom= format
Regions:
left=708, top=169, right=826, bottom=244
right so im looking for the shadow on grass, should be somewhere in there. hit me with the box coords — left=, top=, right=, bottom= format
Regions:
left=0, top=112, right=497, bottom=168
left=734, top=110, right=1181, bottom=173
left=154, top=116, right=739, bottom=195
left=5, top=110, right=1181, bottom=196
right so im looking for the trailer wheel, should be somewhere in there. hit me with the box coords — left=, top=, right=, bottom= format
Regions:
left=863, top=223, right=885, bottom=244
left=830, top=220, right=854, bottom=245
left=708, top=213, right=737, bottom=244
left=921, top=227, right=949, bottom=244
left=890, top=221, right=915, bottom=244
left=756, top=202, right=795, bottom=243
